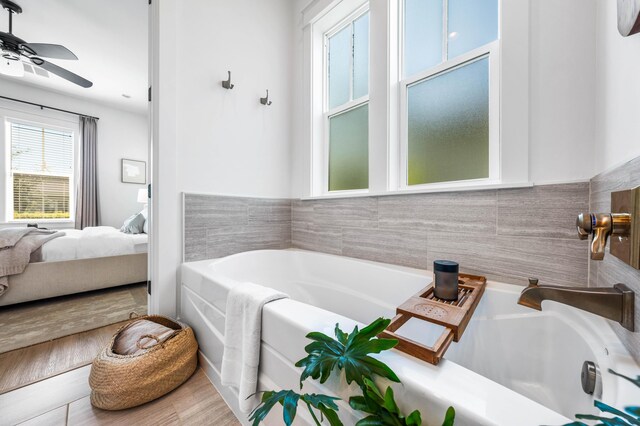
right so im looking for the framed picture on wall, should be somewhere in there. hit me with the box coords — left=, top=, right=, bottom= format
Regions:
left=121, top=159, right=146, bottom=184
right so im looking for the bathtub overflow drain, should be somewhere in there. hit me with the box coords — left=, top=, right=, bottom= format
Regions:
left=581, top=361, right=598, bottom=395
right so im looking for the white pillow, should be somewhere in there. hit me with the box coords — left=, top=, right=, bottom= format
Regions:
left=140, top=207, right=148, bottom=234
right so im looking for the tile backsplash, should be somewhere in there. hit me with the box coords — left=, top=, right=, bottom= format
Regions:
left=589, top=156, right=640, bottom=362
left=184, top=183, right=589, bottom=287
left=183, top=194, right=291, bottom=262
left=292, top=183, right=589, bottom=287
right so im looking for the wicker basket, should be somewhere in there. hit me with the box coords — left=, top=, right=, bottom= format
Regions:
left=89, top=315, right=198, bottom=410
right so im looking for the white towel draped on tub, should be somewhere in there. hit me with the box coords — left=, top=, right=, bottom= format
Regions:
left=221, top=281, right=288, bottom=413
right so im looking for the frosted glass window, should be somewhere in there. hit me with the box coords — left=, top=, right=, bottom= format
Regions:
left=328, top=26, right=351, bottom=109
left=329, top=104, right=369, bottom=191
left=448, top=0, right=498, bottom=59
left=353, top=13, right=369, bottom=99
left=404, top=0, right=443, bottom=77
left=407, top=57, right=489, bottom=185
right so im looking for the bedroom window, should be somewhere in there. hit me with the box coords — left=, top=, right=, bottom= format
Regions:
left=8, top=122, right=74, bottom=221
left=325, top=8, right=370, bottom=192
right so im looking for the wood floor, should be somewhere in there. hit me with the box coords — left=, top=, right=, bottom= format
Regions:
left=0, top=366, right=240, bottom=426
left=0, top=324, right=240, bottom=425
left=0, top=322, right=126, bottom=394
left=0, top=283, right=147, bottom=353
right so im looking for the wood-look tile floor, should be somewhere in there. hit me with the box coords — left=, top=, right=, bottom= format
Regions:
left=0, top=283, right=148, bottom=354
left=0, top=327, right=240, bottom=426
left=0, top=322, right=126, bottom=394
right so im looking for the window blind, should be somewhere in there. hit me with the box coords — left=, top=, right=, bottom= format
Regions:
left=10, top=122, right=73, bottom=220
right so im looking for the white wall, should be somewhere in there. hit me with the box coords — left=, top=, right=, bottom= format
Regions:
left=175, top=0, right=293, bottom=198
left=151, top=0, right=294, bottom=316
left=0, top=79, right=148, bottom=228
left=529, top=0, right=597, bottom=184
left=594, top=0, right=640, bottom=175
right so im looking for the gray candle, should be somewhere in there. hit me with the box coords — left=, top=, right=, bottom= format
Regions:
left=433, top=260, right=459, bottom=301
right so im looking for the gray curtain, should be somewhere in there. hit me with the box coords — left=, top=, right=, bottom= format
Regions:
left=75, top=116, right=99, bottom=229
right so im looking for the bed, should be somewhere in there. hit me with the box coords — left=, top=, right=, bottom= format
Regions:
left=0, top=226, right=148, bottom=307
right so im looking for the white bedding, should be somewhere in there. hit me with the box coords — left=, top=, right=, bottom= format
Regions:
left=40, top=226, right=148, bottom=262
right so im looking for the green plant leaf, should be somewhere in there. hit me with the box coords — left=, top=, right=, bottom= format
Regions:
left=296, top=318, right=399, bottom=388
left=441, top=406, right=455, bottom=426
left=594, top=400, right=640, bottom=425
left=283, top=391, right=300, bottom=425
left=355, top=415, right=388, bottom=426
left=406, top=410, right=422, bottom=426
left=249, top=390, right=342, bottom=426
left=350, top=378, right=424, bottom=426
left=335, top=323, right=349, bottom=345
left=362, top=377, right=384, bottom=403
left=320, top=405, right=344, bottom=426
left=575, top=413, right=630, bottom=425
left=249, top=390, right=288, bottom=426
left=349, top=395, right=376, bottom=414
left=626, top=407, right=640, bottom=417
left=384, top=386, right=400, bottom=415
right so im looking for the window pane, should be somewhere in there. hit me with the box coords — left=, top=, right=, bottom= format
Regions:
left=13, top=174, right=70, bottom=219
left=353, top=12, right=369, bottom=99
left=10, top=122, right=73, bottom=220
left=448, top=0, right=498, bottom=59
left=328, top=26, right=351, bottom=109
left=329, top=103, right=368, bottom=191
left=407, top=57, right=489, bottom=185
left=11, top=124, right=73, bottom=174
left=404, top=0, right=443, bottom=77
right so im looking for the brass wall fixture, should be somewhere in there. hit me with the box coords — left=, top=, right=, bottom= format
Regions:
left=576, top=186, right=640, bottom=267
left=576, top=212, right=630, bottom=260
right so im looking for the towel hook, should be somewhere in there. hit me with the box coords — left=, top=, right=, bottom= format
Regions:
left=260, top=89, right=272, bottom=106
left=222, top=71, right=234, bottom=89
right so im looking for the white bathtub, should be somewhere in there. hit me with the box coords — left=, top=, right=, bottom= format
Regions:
left=180, top=249, right=640, bottom=426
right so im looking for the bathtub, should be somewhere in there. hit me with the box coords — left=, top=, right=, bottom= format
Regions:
left=180, top=249, right=640, bottom=426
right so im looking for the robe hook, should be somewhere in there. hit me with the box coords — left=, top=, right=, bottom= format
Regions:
left=260, top=89, right=272, bottom=106
left=222, top=71, right=234, bottom=89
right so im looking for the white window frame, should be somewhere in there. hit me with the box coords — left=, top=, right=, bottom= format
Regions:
left=323, top=4, right=370, bottom=195
left=3, top=113, right=78, bottom=224
left=303, top=0, right=529, bottom=199
left=395, top=0, right=501, bottom=192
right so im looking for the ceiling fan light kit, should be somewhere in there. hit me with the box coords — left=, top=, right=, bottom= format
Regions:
left=0, top=0, right=93, bottom=87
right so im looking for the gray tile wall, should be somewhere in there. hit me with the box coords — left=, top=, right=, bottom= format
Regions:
left=183, top=194, right=291, bottom=262
left=589, top=156, right=640, bottom=362
left=292, top=183, right=590, bottom=287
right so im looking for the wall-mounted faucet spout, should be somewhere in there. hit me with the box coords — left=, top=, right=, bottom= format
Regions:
left=517, top=278, right=635, bottom=331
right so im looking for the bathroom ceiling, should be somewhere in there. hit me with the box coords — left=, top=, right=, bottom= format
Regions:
left=0, top=0, right=148, bottom=114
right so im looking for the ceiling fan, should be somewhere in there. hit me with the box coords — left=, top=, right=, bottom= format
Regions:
left=0, top=0, right=93, bottom=88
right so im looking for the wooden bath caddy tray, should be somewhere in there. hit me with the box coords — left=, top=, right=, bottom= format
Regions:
left=379, top=273, right=486, bottom=365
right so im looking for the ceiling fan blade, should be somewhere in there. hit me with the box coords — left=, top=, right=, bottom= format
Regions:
left=31, top=58, right=92, bottom=88
left=23, top=43, right=78, bottom=60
